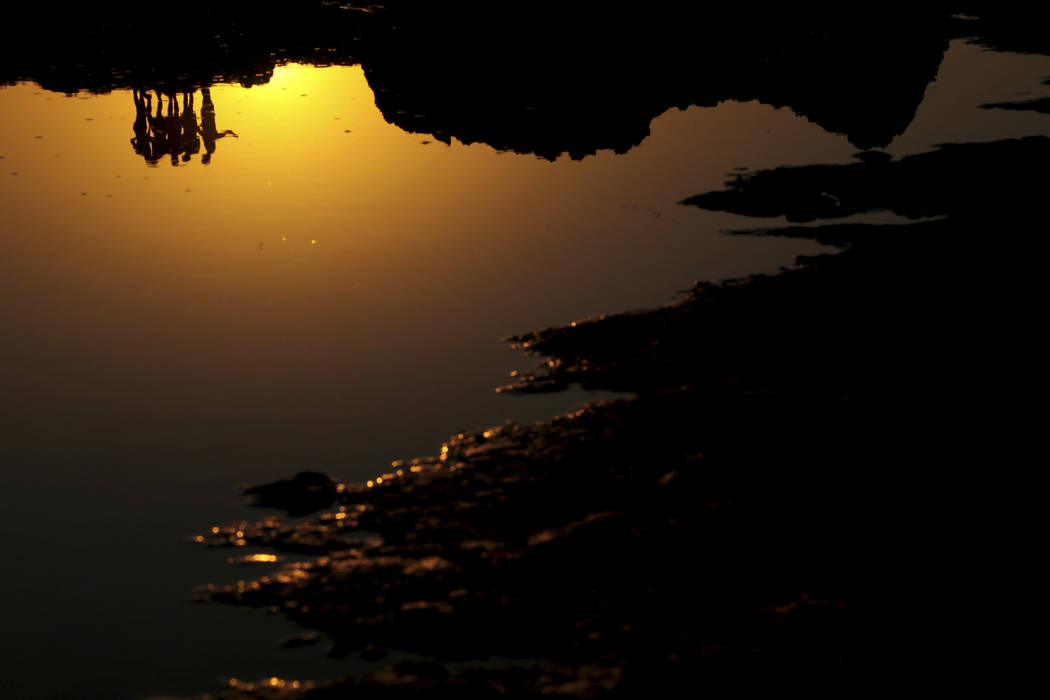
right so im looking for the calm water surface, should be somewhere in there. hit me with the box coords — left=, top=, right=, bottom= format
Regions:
left=1, top=40, right=1048, bottom=698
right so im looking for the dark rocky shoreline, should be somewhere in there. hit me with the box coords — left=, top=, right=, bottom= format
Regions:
left=177, top=118, right=1047, bottom=695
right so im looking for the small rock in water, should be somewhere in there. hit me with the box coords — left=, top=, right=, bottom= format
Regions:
left=280, top=632, right=320, bottom=649
left=242, top=471, right=336, bottom=516
left=852, top=150, right=892, bottom=163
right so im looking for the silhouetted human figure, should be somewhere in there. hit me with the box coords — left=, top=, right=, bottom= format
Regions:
left=144, top=90, right=181, bottom=165
left=165, top=92, right=180, bottom=166
left=130, top=89, right=158, bottom=164
left=179, top=90, right=201, bottom=163
left=199, top=87, right=237, bottom=164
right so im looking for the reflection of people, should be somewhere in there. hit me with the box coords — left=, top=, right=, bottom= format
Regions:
left=130, top=89, right=157, bottom=163
left=163, top=92, right=181, bottom=166
left=129, top=86, right=236, bottom=166
left=179, top=91, right=201, bottom=163
left=142, top=90, right=182, bottom=166
left=199, top=87, right=238, bottom=165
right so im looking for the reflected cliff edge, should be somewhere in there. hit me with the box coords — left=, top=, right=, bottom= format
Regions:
left=2, top=5, right=984, bottom=160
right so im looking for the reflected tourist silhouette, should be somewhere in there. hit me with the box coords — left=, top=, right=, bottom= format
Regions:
left=130, top=89, right=153, bottom=162
left=179, top=91, right=201, bottom=162
left=129, top=87, right=236, bottom=165
left=199, top=87, right=238, bottom=164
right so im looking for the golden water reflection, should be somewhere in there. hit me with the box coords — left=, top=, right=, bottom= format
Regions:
left=2, top=51, right=1048, bottom=475
left=2, top=52, right=1049, bottom=475
left=0, top=64, right=844, bottom=476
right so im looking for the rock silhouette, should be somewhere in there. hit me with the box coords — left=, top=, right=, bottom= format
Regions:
left=981, top=96, right=1050, bottom=114
left=363, top=7, right=952, bottom=156
left=681, top=136, right=1049, bottom=223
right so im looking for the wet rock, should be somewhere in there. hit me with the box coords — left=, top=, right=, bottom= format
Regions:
left=280, top=632, right=320, bottom=649
left=178, top=660, right=630, bottom=699
left=980, top=96, right=1050, bottom=113
left=228, top=553, right=285, bottom=566
left=681, top=136, right=1050, bottom=223
left=243, top=471, right=337, bottom=517
left=190, top=379, right=860, bottom=691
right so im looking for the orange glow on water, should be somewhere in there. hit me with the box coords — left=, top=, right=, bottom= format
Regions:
left=233, top=553, right=280, bottom=563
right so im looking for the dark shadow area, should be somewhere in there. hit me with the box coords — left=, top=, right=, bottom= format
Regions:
left=681, top=136, right=1048, bottom=223
left=950, top=5, right=1050, bottom=55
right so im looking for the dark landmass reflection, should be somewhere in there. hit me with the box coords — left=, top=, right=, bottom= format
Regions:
left=1, top=5, right=1013, bottom=159
left=363, top=6, right=952, bottom=156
